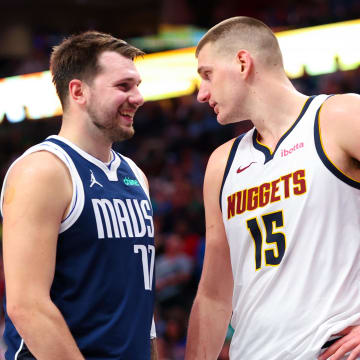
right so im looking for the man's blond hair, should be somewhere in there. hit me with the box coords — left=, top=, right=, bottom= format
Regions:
left=196, top=16, right=284, bottom=70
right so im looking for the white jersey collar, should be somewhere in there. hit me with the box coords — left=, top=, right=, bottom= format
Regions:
left=47, top=135, right=121, bottom=181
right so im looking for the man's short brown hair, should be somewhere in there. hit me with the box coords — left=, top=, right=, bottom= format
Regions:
left=50, top=31, right=144, bottom=108
left=196, top=16, right=283, bottom=69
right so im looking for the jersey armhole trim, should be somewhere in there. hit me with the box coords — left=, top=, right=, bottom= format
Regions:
left=219, top=134, right=246, bottom=211
left=42, top=142, right=86, bottom=233
left=40, top=142, right=86, bottom=232
left=314, top=96, right=360, bottom=190
left=14, top=338, right=24, bottom=360
left=119, top=154, right=151, bottom=201
left=0, top=142, right=85, bottom=232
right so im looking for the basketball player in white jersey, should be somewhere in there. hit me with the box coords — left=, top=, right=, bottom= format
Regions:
left=185, top=17, right=360, bottom=360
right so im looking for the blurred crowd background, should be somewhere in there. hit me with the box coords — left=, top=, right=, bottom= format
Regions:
left=1, top=0, right=360, bottom=359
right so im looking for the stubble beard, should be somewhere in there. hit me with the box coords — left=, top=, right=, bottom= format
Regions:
left=219, top=106, right=245, bottom=125
left=87, top=102, right=135, bottom=143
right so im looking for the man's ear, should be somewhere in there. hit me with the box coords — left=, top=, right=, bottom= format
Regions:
left=236, top=50, right=253, bottom=78
left=68, top=79, right=87, bottom=105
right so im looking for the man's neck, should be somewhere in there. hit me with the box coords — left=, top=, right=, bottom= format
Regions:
left=58, top=127, right=113, bottom=163
left=249, top=85, right=309, bottom=152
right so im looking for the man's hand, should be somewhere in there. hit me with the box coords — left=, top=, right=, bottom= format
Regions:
left=319, top=326, right=360, bottom=360
left=151, top=338, right=158, bottom=360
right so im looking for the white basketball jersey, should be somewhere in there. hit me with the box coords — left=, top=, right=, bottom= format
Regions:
left=220, top=95, right=360, bottom=359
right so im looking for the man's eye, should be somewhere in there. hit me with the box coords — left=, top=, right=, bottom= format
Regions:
left=118, top=83, right=129, bottom=90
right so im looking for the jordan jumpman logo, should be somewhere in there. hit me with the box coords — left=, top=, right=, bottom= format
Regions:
left=90, top=170, right=103, bottom=188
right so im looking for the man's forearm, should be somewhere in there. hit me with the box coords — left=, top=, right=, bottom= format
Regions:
left=185, top=295, right=232, bottom=359
left=9, top=300, right=84, bottom=360
left=151, top=338, right=158, bottom=360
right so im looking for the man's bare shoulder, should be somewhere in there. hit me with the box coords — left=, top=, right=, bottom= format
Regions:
left=320, top=93, right=360, bottom=171
left=3, top=151, right=72, bottom=211
left=203, top=137, right=240, bottom=201
left=6, top=151, right=70, bottom=186
left=206, top=137, right=239, bottom=175
left=321, top=93, right=360, bottom=121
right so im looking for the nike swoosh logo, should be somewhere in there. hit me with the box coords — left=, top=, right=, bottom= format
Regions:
left=237, top=162, right=256, bottom=173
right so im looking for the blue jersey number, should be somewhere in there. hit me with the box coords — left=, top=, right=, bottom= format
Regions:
left=246, top=210, right=286, bottom=271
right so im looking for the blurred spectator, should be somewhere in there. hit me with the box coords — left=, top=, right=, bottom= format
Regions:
left=161, top=308, right=187, bottom=360
left=156, top=234, right=193, bottom=311
left=218, top=341, right=230, bottom=360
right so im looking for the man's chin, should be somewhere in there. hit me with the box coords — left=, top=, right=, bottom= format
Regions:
left=217, top=113, right=228, bottom=125
left=217, top=112, right=245, bottom=125
left=109, top=126, right=134, bottom=142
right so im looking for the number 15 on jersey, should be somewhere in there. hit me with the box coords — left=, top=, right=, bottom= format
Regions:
left=246, top=210, right=286, bottom=271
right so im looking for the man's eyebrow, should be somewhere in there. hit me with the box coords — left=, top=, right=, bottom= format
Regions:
left=114, top=77, right=142, bottom=85
left=197, top=66, right=211, bottom=76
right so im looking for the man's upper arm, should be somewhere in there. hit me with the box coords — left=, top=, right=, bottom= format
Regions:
left=197, top=140, right=235, bottom=302
left=321, top=93, right=360, bottom=163
left=138, top=167, right=150, bottom=191
left=2, top=151, right=72, bottom=309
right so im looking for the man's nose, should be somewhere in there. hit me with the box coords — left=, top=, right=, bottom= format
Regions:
left=197, top=83, right=210, bottom=103
left=129, top=86, right=144, bottom=107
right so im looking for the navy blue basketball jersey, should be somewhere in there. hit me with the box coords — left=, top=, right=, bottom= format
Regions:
left=1, top=135, right=155, bottom=359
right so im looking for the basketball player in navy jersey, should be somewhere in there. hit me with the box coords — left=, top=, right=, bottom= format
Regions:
left=185, top=17, right=360, bottom=360
left=1, top=32, right=158, bottom=359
